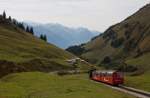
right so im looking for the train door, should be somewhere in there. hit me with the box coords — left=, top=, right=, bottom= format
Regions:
left=113, top=72, right=124, bottom=85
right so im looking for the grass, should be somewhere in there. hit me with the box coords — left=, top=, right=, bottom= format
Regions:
left=0, top=22, right=94, bottom=75
left=0, top=30, right=72, bottom=62
left=0, top=72, right=135, bottom=98
left=125, top=72, right=150, bottom=92
left=125, top=53, right=150, bottom=92
left=0, top=22, right=74, bottom=62
left=0, top=21, right=87, bottom=77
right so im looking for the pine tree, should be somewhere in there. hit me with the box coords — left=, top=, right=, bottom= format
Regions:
left=40, top=34, right=47, bottom=42
left=3, top=11, right=6, bottom=19
left=8, top=16, right=12, bottom=21
left=29, top=27, right=34, bottom=35
left=43, top=34, right=47, bottom=42
left=17, top=23, right=25, bottom=30
left=40, top=34, right=44, bottom=40
left=45, top=35, right=47, bottom=42
left=12, top=19, right=17, bottom=25
left=26, top=26, right=30, bottom=32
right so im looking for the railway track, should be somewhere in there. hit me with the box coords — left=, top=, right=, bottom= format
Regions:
left=91, top=79, right=150, bottom=98
left=119, top=85, right=150, bottom=98
left=103, top=83, right=150, bottom=98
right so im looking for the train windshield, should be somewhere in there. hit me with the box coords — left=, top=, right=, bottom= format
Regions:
left=116, top=72, right=124, bottom=78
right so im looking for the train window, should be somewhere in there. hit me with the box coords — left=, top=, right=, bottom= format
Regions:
left=100, top=73, right=102, bottom=77
left=104, top=73, right=106, bottom=76
left=92, top=72, right=95, bottom=76
left=99, top=73, right=101, bottom=76
left=98, top=73, right=101, bottom=77
left=108, top=73, right=111, bottom=76
left=93, top=72, right=97, bottom=76
left=96, top=74, right=98, bottom=76
left=102, top=73, right=104, bottom=76
left=101, top=73, right=103, bottom=77
left=97, top=72, right=99, bottom=76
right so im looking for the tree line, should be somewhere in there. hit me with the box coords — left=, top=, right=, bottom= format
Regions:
left=40, top=34, right=47, bottom=42
left=2, top=11, right=34, bottom=35
left=1, top=11, right=47, bottom=42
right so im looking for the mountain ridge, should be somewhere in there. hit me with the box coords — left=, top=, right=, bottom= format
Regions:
left=24, top=22, right=100, bottom=49
left=66, top=4, right=150, bottom=72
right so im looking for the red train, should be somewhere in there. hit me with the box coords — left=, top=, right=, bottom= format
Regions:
left=90, top=70, right=124, bottom=86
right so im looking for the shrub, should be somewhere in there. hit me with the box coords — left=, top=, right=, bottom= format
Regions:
left=117, top=65, right=138, bottom=72
left=111, top=37, right=124, bottom=48
left=57, top=71, right=69, bottom=76
left=125, top=31, right=131, bottom=39
left=103, top=29, right=117, bottom=40
left=124, top=23, right=129, bottom=28
left=101, top=56, right=111, bottom=64
left=123, top=38, right=137, bottom=52
left=66, top=45, right=85, bottom=56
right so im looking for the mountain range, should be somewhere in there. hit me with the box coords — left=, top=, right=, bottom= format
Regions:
left=24, top=22, right=100, bottom=49
left=67, top=4, right=150, bottom=73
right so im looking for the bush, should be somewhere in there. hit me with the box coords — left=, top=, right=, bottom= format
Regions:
left=57, top=71, right=69, bottom=76
left=123, top=38, right=137, bottom=52
left=117, top=65, right=138, bottom=72
left=124, top=23, right=129, bottom=28
left=111, top=37, right=124, bottom=48
left=125, top=31, right=131, bottom=39
left=101, top=56, right=111, bottom=64
left=103, top=29, right=117, bottom=40
left=66, top=45, right=85, bottom=56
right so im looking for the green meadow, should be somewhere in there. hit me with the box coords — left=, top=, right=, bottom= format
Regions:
left=0, top=72, right=135, bottom=98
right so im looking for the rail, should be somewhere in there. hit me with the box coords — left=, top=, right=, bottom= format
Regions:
left=92, top=80, right=150, bottom=98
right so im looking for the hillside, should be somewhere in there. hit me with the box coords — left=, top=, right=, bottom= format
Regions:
left=0, top=15, right=79, bottom=77
left=66, top=4, right=150, bottom=92
left=0, top=72, right=135, bottom=98
left=67, top=4, right=150, bottom=70
left=24, top=22, right=100, bottom=49
left=124, top=52, right=150, bottom=92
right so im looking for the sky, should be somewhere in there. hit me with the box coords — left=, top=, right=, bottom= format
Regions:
left=0, top=0, right=150, bottom=32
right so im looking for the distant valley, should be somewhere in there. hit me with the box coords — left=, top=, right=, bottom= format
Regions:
left=24, top=22, right=100, bottom=49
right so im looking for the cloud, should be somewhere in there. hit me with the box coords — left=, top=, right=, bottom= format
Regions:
left=0, top=0, right=149, bottom=31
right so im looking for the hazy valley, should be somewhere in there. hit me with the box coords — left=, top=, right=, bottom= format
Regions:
left=24, top=22, right=100, bottom=49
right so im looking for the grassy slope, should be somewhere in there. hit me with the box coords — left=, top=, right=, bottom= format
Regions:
left=125, top=73, right=150, bottom=92
left=125, top=53, right=150, bottom=92
left=72, top=4, right=150, bottom=92
left=0, top=72, right=135, bottom=98
left=0, top=21, right=78, bottom=77
left=81, top=4, right=150, bottom=64
left=0, top=23, right=73, bottom=62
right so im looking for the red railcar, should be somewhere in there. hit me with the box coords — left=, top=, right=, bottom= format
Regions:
left=90, top=70, right=124, bottom=85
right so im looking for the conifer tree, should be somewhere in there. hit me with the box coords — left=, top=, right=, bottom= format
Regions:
left=3, top=11, right=6, bottom=19
left=8, top=16, right=12, bottom=21
left=43, top=35, right=47, bottom=42
left=40, top=34, right=47, bottom=42
left=12, top=19, right=17, bottom=25
left=17, top=23, right=25, bottom=30
left=40, top=34, right=44, bottom=40
left=26, top=26, right=30, bottom=32
left=29, top=27, right=34, bottom=35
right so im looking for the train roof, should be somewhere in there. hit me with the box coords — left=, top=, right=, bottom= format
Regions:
left=94, top=70, right=118, bottom=74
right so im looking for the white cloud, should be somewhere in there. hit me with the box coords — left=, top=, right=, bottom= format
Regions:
left=0, top=0, right=149, bottom=31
